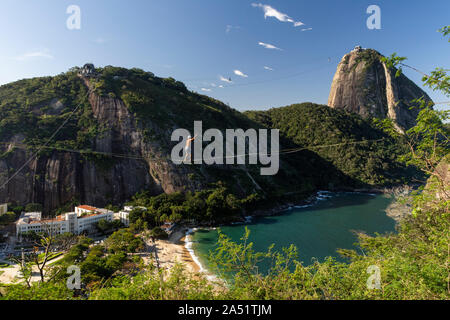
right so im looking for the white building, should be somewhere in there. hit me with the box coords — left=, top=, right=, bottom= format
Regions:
left=0, top=204, right=7, bottom=216
left=114, top=211, right=130, bottom=227
left=16, top=205, right=114, bottom=237
left=113, top=205, right=144, bottom=227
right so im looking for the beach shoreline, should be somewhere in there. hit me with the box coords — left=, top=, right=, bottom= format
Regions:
left=156, top=187, right=411, bottom=278
left=151, top=227, right=221, bottom=282
left=149, top=229, right=200, bottom=274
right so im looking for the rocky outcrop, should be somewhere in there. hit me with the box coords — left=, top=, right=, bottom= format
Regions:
left=0, top=78, right=200, bottom=212
left=328, top=47, right=433, bottom=133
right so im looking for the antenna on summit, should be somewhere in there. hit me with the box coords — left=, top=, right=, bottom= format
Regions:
left=79, top=63, right=97, bottom=77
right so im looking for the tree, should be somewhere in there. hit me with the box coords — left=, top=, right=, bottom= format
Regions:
left=95, top=219, right=123, bottom=235
left=150, top=226, right=168, bottom=239
left=104, top=229, right=144, bottom=254
left=0, top=212, right=16, bottom=225
left=382, top=26, right=450, bottom=200
left=24, top=203, right=43, bottom=213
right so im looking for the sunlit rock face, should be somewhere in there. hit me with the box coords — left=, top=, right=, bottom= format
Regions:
left=328, top=48, right=433, bottom=133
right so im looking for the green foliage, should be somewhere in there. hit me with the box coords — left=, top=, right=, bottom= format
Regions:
left=45, top=232, right=144, bottom=290
left=24, top=203, right=43, bottom=212
left=89, top=66, right=251, bottom=135
left=399, top=101, right=449, bottom=175
left=0, top=72, right=98, bottom=151
left=438, top=25, right=450, bottom=41
left=381, top=53, right=407, bottom=77
left=204, top=201, right=449, bottom=300
left=371, top=118, right=402, bottom=140
left=104, top=229, right=144, bottom=254
left=0, top=282, right=76, bottom=300
left=0, top=212, right=16, bottom=226
left=95, top=219, right=123, bottom=235
left=89, top=264, right=219, bottom=300
left=422, top=68, right=450, bottom=97
left=127, top=185, right=247, bottom=226
left=245, top=103, right=416, bottom=186
left=150, top=226, right=168, bottom=239
left=61, top=236, right=93, bottom=264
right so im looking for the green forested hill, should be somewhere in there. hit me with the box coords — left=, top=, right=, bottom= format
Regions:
left=0, top=67, right=417, bottom=213
left=0, top=73, right=94, bottom=150
left=245, top=103, right=418, bottom=186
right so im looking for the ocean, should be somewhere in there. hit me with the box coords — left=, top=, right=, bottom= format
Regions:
left=188, top=192, right=397, bottom=274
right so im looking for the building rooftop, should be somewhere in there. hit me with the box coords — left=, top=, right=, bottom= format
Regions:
left=77, top=205, right=98, bottom=211
left=29, top=215, right=65, bottom=224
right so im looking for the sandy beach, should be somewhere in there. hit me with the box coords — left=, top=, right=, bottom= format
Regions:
left=145, top=228, right=201, bottom=274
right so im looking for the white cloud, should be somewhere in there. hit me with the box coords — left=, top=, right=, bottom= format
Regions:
left=264, top=66, right=274, bottom=71
left=226, top=25, right=241, bottom=33
left=251, top=3, right=304, bottom=27
left=218, top=85, right=224, bottom=88
left=258, top=41, right=282, bottom=50
left=234, top=70, right=248, bottom=78
left=201, top=88, right=212, bottom=92
left=14, top=49, right=54, bottom=61
left=301, top=27, right=313, bottom=32
left=219, top=75, right=233, bottom=83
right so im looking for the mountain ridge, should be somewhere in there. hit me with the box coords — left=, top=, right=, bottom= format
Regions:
left=0, top=63, right=420, bottom=212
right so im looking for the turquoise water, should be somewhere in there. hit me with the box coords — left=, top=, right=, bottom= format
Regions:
left=191, top=192, right=397, bottom=272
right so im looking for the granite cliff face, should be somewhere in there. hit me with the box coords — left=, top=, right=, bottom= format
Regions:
left=0, top=73, right=210, bottom=212
left=0, top=68, right=304, bottom=212
left=328, top=47, right=433, bottom=133
left=0, top=78, right=199, bottom=212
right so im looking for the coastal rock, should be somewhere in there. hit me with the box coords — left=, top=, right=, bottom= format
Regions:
left=328, top=47, right=433, bottom=133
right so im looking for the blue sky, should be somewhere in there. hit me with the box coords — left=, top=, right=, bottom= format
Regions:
left=0, top=0, right=448, bottom=111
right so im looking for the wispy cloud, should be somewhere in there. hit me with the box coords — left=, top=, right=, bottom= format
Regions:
left=94, top=37, right=107, bottom=44
left=264, top=66, right=274, bottom=71
left=201, top=88, right=212, bottom=92
left=301, top=27, right=313, bottom=32
left=251, top=3, right=304, bottom=27
left=14, top=49, right=54, bottom=61
left=219, top=75, right=233, bottom=83
left=226, top=25, right=241, bottom=34
left=258, top=41, right=282, bottom=50
left=234, top=70, right=248, bottom=78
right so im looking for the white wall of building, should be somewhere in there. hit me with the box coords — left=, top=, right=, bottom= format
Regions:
left=0, top=204, right=8, bottom=215
left=16, top=206, right=114, bottom=237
